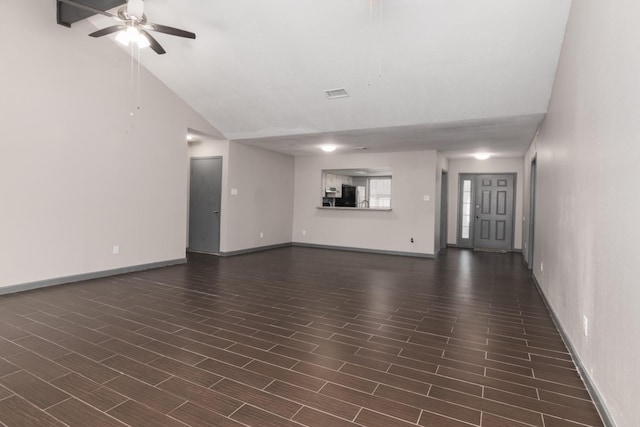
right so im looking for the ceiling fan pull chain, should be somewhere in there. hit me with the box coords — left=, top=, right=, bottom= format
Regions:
left=130, top=39, right=135, bottom=117
left=378, top=0, right=383, bottom=79
left=136, top=44, right=142, bottom=113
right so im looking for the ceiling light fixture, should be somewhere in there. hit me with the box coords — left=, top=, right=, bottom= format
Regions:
left=115, top=26, right=150, bottom=48
left=321, top=144, right=337, bottom=152
left=474, top=153, right=491, bottom=160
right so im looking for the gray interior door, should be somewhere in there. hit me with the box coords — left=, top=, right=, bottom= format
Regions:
left=473, top=174, right=514, bottom=251
left=528, top=159, right=537, bottom=268
left=189, top=157, right=222, bottom=254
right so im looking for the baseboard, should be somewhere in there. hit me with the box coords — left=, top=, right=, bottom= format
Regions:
left=219, top=243, right=292, bottom=257
left=0, top=258, right=187, bottom=296
left=292, top=242, right=434, bottom=259
left=531, top=274, right=616, bottom=427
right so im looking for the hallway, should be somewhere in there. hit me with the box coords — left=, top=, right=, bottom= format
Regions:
left=0, top=248, right=603, bottom=426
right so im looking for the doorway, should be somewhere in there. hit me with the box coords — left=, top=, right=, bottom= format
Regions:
left=528, top=158, right=537, bottom=268
left=440, top=170, right=448, bottom=250
left=188, top=157, right=222, bottom=254
left=457, top=173, right=516, bottom=252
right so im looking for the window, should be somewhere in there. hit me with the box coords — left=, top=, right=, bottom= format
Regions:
left=461, top=179, right=472, bottom=239
left=368, top=177, right=391, bottom=208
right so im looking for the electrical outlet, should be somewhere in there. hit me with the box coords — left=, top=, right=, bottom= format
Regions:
left=410, top=238, right=414, bottom=243
left=260, top=232, right=264, bottom=238
left=113, top=245, right=120, bottom=255
left=540, top=262, right=544, bottom=272
left=583, top=315, right=589, bottom=337
left=302, top=230, right=306, bottom=236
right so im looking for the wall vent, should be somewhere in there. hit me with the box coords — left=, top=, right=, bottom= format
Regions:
left=325, top=88, right=349, bottom=99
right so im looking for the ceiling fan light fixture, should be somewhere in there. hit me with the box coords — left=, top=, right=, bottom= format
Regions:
left=115, top=26, right=150, bottom=49
left=137, top=33, right=150, bottom=49
left=116, top=26, right=138, bottom=46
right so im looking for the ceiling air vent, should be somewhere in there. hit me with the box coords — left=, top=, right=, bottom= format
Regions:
left=325, top=88, right=349, bottom=99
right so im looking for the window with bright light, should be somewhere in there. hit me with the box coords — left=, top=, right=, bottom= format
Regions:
left=461, top=179, right=472, bottom=239
left=368, top=177, right=392, bottom=208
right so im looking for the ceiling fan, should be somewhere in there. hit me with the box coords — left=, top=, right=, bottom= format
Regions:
left=58, top=0, right=196, bottom=54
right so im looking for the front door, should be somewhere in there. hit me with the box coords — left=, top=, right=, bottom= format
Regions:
left=457, top=173, right=515, bottom=252
left=188, top=157, right=222, bottom=254
left=473, top=174, right=514, bottom=251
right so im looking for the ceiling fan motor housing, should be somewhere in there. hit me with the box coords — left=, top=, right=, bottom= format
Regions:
left=127, top=0, right=144, bottom=20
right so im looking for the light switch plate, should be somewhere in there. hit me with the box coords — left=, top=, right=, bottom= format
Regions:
left=423, top=195, right=430, bottom=201
left=231, top=188, right=238, bottom=195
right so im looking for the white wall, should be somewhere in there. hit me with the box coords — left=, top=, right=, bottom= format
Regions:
left=223, top=143, right=294, bottom=253
left=522, top=2, right=640, bottom=425
left=447, top=158, right=524, bottom=249
left=293, top=151, right=438, bottom=256
left=0, top=1, right=219, bottom=288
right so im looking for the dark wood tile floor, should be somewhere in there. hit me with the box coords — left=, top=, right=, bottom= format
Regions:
left=0, top=247, right=604, bottom=427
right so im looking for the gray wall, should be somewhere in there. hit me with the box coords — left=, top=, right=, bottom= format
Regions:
left=523, top=1, right=640, bottom=425
left=225, top=143, right=295, bottom=253
left=293, top=150, right=438, bottom=256
left=0, top=1, right=219, bottom=289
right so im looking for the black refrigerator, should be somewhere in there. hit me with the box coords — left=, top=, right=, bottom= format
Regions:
left=334, top=184, right=357, bottom=207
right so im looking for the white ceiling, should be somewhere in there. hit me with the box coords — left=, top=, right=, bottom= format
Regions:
left=88, top=0, right=572, bottom=158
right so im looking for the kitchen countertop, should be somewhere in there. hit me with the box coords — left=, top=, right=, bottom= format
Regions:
left=316, top=206, right=392, bottom=211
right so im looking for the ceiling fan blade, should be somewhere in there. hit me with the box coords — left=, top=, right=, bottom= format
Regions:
left=140, top=30, right=166, bottom=55
left=58, top=0, right=121, bottom=21
left=89, top=25, right=125, bottom=38
left=148, top=23, right=196, bottom=39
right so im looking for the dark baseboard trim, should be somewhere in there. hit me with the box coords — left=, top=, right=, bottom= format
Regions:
left=292, top=242, right=434, bottom=259
left=0, top=258, right=187, bottom=297
left=531, top=274, right=616, bottom=427
left=219, top=243, right=292, bottom=257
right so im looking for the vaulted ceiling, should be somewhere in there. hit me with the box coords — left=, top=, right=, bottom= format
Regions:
left=66, top=0, right=572, bottom=157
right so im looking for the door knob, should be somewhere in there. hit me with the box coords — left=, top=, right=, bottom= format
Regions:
left=213, top=210, right=219, bottom=214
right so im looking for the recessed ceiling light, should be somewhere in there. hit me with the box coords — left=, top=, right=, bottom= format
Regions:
left=321, top=144, right=337, bottom=152
left=474, top=153, right=491, bottom=160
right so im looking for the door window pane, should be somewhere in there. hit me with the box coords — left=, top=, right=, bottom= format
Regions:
left=461, top=179, right=472, bottom=239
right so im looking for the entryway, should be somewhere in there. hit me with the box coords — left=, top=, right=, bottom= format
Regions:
left=188, top=156, right=222, bottom=254
left=457, top=173, right=516, bottom=252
